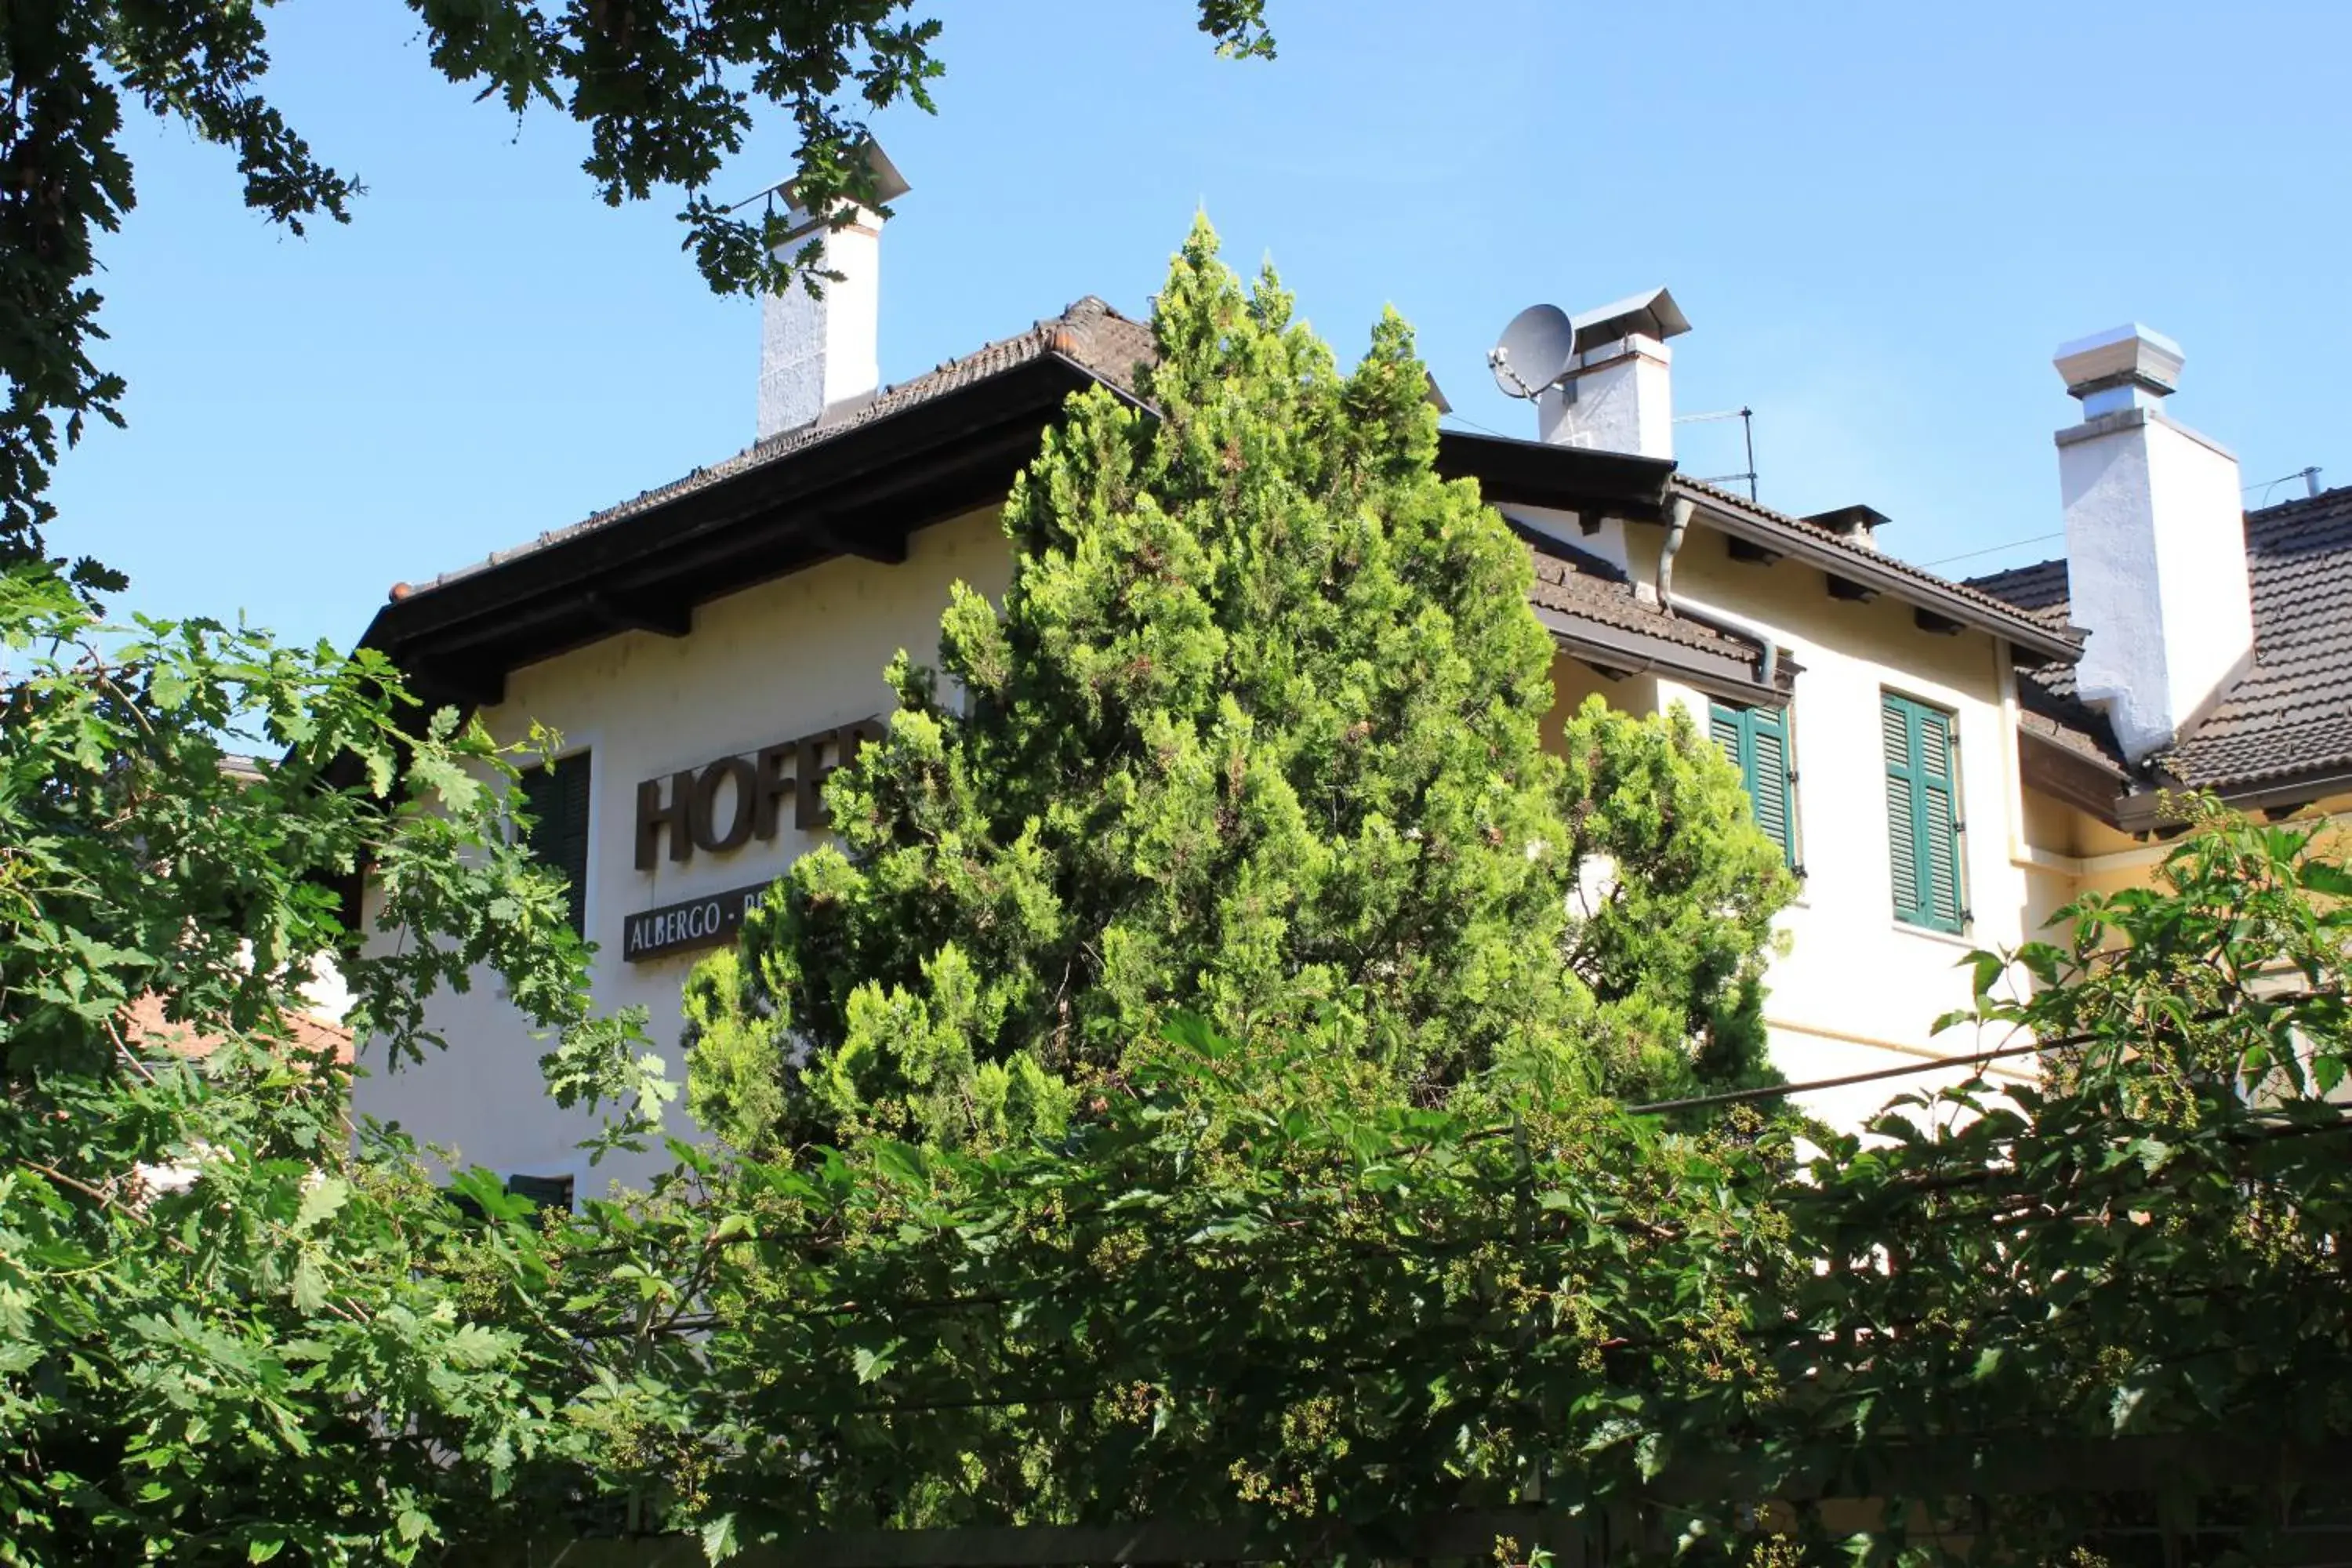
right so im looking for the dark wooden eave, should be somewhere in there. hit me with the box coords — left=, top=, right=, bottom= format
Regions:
left=1434, top=430, right=1673, bottom=521
left=2113, top=760, right=2352, bottom=834
left=362, top=351, right=1100, bottom=710
left=2019, top=729, right=2133, bottom=827
left=1535, top=607, right=1795, bottom=709
left=361, top=368, right=1678, bottom=708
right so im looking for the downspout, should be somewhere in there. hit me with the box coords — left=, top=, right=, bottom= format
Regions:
left=1657, top=493, right=1780, bottom=690
left=1657, top=495, right=1691, bottom=612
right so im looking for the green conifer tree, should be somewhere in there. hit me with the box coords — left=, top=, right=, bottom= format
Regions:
left=684, top=221, right=1791, bottom=1152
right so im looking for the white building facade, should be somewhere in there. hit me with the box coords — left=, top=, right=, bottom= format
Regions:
left=356, top=159, right=2278, bottom=1192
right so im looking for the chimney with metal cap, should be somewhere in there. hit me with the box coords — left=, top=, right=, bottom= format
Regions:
left=1537, top=288, right=1690, bottom=459
left=1806, top=504, right=1891, bottom=553
left=757, top=141, right=909, bottom=441
left=2053, top=324, right=2252, bottom=763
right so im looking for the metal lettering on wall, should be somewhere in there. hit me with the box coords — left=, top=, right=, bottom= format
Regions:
left=620, top=881, right=776, bottom=964
left=633, top=717, right=884, bottom=871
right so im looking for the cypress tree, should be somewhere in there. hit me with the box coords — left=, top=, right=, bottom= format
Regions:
left=684, top=220, right=1790, bottom=1152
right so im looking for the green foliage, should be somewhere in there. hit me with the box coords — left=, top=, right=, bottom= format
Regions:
left=597, top=809, right=2352, bottom=1563
left=9, top=531, right=2347, bottom=1565
left=1553, top=695, right=1791, bottom=1097
left=0, top=564, right=655, bottom=1563
left=0, top=1, right=1272, bottom=574
left=682, top=221, right=1793, bottom=1153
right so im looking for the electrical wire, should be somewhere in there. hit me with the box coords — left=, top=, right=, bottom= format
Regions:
left=1624, top=1037, right=2046, bottom=1116
left=1918, top=532, right=2064, bottom=570
left=1439, top=412, right=1515, bottom=440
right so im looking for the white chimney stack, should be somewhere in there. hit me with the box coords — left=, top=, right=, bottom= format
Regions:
left=757, top=142, right=909, bottom=441
left=1537, top=288, right=1690, bottom=460
left=2053, top=324, right=2252, bottom=762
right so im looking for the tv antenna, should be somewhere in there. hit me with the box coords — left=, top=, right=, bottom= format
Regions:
left=1487, top=304, right=1577, bottom=400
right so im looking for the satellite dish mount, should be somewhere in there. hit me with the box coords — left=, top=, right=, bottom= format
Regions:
left=1487, top=304, right=1577, bottom=401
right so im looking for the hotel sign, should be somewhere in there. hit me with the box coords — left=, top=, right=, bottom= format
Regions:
left=621, top=716, right=883, bottom=964
left=620, top=880, right=775, bottom=964
left=633, top=717, right=884, bottom=870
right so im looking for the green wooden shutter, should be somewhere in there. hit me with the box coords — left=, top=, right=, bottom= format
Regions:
left=519, top=752, right=592, bottom=935
left=1882, top=699, right=1922, bottom=918
left=1882, top=693, right=1964, bottom=932
left=1709, top=700, right=1797, bottom=869
left=505, top=1173, right=575, bottom=1214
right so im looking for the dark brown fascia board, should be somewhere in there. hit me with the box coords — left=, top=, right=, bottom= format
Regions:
left=1675, top=488, right=2083, bottom=663
left=2107, top=765, right=2352, bottom=836
left=2114, top=763, right=2352, bottom=832
left=361, top=351, right=1100, bottom=673
left=1533, top=605, right=1790, bottom=708
left=366, top=376, right=1682, bottom=687
left=2028, top=729, right=2352, bottom=838
left=383, top=428, right=1022, bottom=676
left=1436, top=430, right=1675, bottom=520
left=2019, top=729, right=2131, bottom=828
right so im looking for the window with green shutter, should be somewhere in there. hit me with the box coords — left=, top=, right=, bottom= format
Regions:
left=1881, top=692, right=1965, bottom=932
left=517, top=751, right=592, bottom=935
left=504, top=1173, right=575, bottom=1214
left=1708, top=700, right=1798, bottom=872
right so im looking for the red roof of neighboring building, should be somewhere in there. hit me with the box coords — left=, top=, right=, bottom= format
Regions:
left=119, top=993, right=355, bottom=1065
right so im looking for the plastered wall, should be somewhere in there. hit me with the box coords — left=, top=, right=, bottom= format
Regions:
left=355, top=506, right=1012, bottom=1194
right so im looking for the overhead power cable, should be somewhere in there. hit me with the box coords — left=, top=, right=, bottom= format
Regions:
left=1918, top=532, right=2063, bottom=569
left=1624, top=1038, right=2046, bottom=1117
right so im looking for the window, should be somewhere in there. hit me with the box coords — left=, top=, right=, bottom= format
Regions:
left=517, top=751, right=592, bottom=935
left=1881, top=692, right=1965, bottom=932
left=1709, top=700, right=1798, bottom=871
left=446, top=1173, right=575, bottom=1221
left=504, top=1173, right=575, bottom=1214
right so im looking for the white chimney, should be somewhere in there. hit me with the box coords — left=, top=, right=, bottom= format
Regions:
left=756, top=142, right=909, bottom=441
left=1537, top=288, right=1690, bottom=459
left=2053, top=324, right=2252, bottom=762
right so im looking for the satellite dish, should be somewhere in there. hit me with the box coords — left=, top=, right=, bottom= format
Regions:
left=1488, top=303, right=1575, bottom=400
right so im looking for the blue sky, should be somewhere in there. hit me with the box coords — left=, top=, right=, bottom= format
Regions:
left=58, top=1, right=2352, bottom=650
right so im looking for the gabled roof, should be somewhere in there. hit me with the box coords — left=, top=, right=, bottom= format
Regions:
left=360, top=296, right=1680, bottom=706
left=1969, top=486, right=2352, bottom=803
left=1674, top=478, right=2086, bottom=662
left=398, top=298, right=1159, bottom=601
left=361, top=288, right=2062, bottom=712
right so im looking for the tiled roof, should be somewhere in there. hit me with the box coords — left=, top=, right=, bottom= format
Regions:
left=1960, top=557, right=2071, bottom=623
left=2013, top=667, right=2129, bottom=779
left=1968, top=487, right=2352, bottom=794
left=121, top=993, right=355, bottom=1065
left=1523, top=535, right=1769, bottom=666
left=404, top=297, right=1157, bottom=598
left=2167, top=488, right=2352, bottom=789
left=1674, top=477, right=2084, bottom=657
left=388, top=285, right=2045, bottom=703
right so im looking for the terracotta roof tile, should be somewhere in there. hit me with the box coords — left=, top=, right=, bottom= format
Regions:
left=1523, top=537, right=1766, bottom=665
left=1961, top=557, right=2071, bottom=619
left=121, top=994, right=355, bottom=1065
left=1968, top=487, right=2352, bottom=794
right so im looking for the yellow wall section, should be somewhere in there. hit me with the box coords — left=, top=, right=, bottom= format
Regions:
left=1636, top=523, right=2040, bottom=1126
left=357, top=506, right=1015, bottom=1193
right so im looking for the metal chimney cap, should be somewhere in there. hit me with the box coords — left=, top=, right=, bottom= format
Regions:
left=780, top=137, right=911, bottom=216
left=2054, top=323, right=2183, bottom=401
left=1570, top=287, right=1691, bottom=354
left=1805, top=503, right=1892, bottom=536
